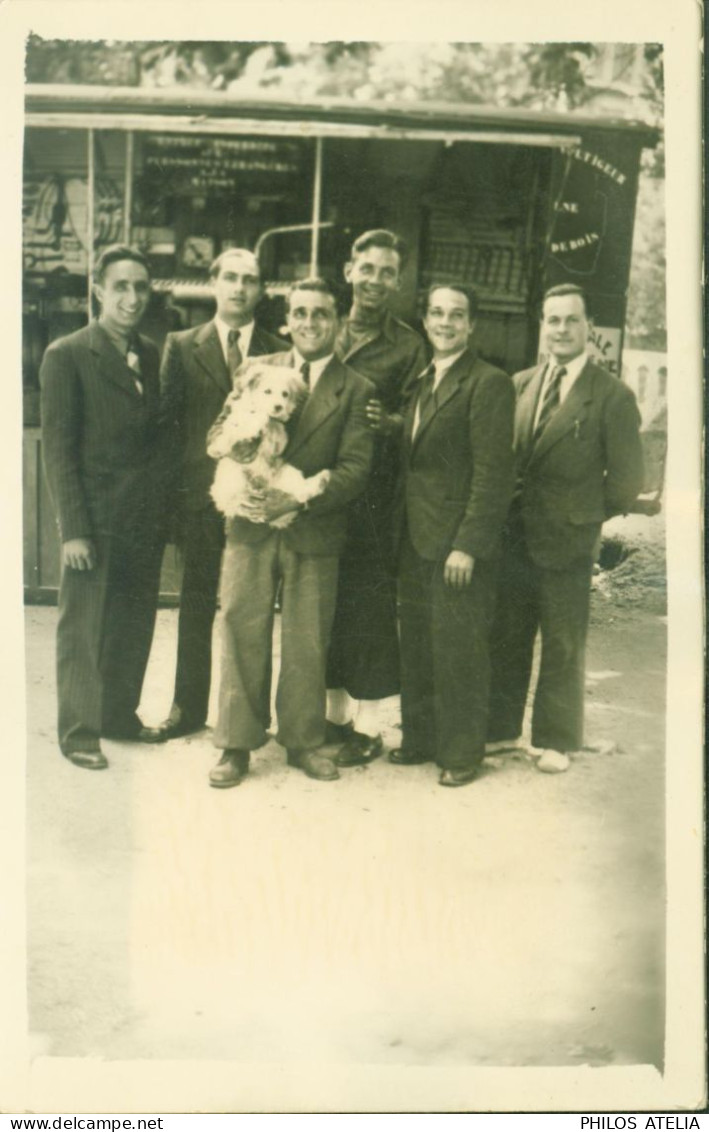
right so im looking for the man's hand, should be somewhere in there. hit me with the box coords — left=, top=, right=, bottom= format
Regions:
left=254, top=487, right=302, bottom=523
left=365, top=398, right=392, bottom=434
left=443, top=550, right=475, bottom=588
left=63, top=538, right=96, bottom=571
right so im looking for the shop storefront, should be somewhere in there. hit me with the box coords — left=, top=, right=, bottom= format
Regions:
left=22, top=84, right=658, bottom=600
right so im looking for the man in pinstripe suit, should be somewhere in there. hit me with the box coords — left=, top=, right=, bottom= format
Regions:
left=40, top=245, right=169, bottom=769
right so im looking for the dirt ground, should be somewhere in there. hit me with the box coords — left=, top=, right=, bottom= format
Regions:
left=25, top=514, right=666, bottom=1071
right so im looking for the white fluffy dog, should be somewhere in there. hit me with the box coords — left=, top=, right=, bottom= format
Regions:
left=207, top=363, right=330, bottom=528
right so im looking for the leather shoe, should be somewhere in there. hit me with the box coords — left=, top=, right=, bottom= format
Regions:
left=155, top=716, right=205, bottom=740
left=335, top=731, right=383, bottom=767
left=136, top=726, right=169, bottom=744
left=287, top=749, right=339, bottom=781
left=102, top=724, right=168, bottom=744
left=209, top=749, right=250, bottom=788
left=63, top=749, right=108, bottom=770
left=439, top=765, right=481, bottom=787
left=324, top=720, right=353, bottom=745
left=389, top=748, right=432, bottom=766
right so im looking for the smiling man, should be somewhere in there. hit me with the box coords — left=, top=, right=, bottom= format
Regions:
left=486, top=284, right=644, bottom=774
left=40, top=245, right=171, bottom=768
left=390, top=283, right=515, bottom=787
left=207, top=278, right=374, bottom=788
left=325, top=229, right=428, bottom=768
left=156, top=248, right=287, bottom=741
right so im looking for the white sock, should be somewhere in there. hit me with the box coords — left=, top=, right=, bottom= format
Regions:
left=353, top=699, right=382, bottom=739
left=326, top=688, right=353, bottom=726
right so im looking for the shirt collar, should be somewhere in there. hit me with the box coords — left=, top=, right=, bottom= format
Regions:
left=432, top=349, right=467, bottom=378
left=292, top=349, right=334, bottom=388
left=547, top=350, right=588, bottom=383
left=214, top=316, right=255, bottom=360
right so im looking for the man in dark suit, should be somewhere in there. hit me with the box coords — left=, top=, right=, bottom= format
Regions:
left=207, top=278, right=374, bottom=788
left=40, top=245, right=169, bottom=769
left=390, top=283, right=516, bottom=787
left=486, top=283, right=644, bottom=773
left=156, top=249, right=287, bottom=740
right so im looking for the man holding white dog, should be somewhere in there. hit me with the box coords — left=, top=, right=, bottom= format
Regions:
left=208, top=278, right=374, bottom=787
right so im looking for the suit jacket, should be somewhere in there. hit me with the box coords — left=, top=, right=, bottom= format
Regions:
left=161, top=319, right=288, bottom=512
left=512, top=358, right=644, bottom=569
left=220, top=350, right=375, bottom=556
left=398, top=347, right=516, bottom=563
left=40, top=321, right=167, bottom=543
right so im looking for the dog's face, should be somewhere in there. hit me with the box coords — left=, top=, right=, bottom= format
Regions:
left=236, top=365, right=307, bottom=422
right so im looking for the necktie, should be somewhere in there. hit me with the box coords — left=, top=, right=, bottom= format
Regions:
left=126, top=339, right=143, bottom=395
left=414, top=364, right=436, bottom=436
left=534, top=364, right=567, bottom=441
left=300, top=361, right=311, bottom=387
left=227, top=328, right=242, bottom=378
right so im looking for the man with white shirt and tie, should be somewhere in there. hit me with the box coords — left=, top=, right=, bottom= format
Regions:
left=486, top=283, right=644, bottom=773
left=40, top=245, right=170, bottom=767
left=207, top=278, right=373, bottom=788
left=157, top=249, right=287, bottom=741
left=390, top=283, right=515, bottom=787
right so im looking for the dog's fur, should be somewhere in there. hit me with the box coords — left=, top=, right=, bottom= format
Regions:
left=207, top=363, right=330, bottom=528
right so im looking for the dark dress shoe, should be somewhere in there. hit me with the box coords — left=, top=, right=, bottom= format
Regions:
left=336, top=731, right=383, bottom=767
left=63, top=749, right=108, bottom=770
left=102, top=723, right=168, bottom=744
left=209, top=749, right=250, bottom=789
left=439, top=766, right=481, bottom=787
left=389, top=748, right=432, bottom=766
left=323, top=720, right=354, bottom=745
left=155, top=717, right=205, bottom=740
left=287, top=749, right=340, bottom=781
left=136, top=726, right=169, bottom=744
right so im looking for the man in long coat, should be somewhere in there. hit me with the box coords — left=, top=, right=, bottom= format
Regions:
left=325, top=229, right=428, bottom=767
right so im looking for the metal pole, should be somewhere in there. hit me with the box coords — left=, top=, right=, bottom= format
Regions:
left=86, top=127, right=95, bottom=321
left=309, top=137, right=323, bottom=275
left=123, top=130, right=134, bottom=244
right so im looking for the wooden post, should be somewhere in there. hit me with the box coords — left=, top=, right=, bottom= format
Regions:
left=123, top=130, right=134, bottom=244
left=86, top=127, right=95, bottom=320
left=309, top=137, right=323, bottom=276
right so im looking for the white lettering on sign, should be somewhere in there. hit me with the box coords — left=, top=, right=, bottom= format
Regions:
left=570, top=148, right=628, bottom=186
left=551, top=232, right=600, bottom=255
left=588, top=326, right=622, bottom=377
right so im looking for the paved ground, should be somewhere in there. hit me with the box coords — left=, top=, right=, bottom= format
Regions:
left=25, top=557, right=666, bottom=1069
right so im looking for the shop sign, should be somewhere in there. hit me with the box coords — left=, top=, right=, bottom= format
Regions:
left=142, top=134, right=304, bottom=195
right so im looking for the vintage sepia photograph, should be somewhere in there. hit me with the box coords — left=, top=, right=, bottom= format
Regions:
left=1, top=2, right=703, bottom=1116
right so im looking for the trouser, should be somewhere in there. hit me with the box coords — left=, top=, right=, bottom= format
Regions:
left=398, top=535, right=497, bottom=771
left=56, top=528, right=163, bottom=753
left=487, top=537, right=593, bottom=752
left=213, top=532, right=339, bottom=752
left=170, top=503, right=225, bottom=727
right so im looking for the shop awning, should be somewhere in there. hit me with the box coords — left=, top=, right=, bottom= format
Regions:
left=25, top=83, right=660, bottom=149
